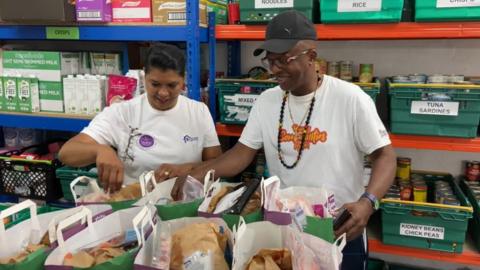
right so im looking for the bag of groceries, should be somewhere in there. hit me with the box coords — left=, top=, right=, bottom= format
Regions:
left=198, top=171, right=263, bottom=229
left=133, top=170, right=204, bottom=220
left=262, top=176, right=335, bottom=242
left=134, top=216, right=233, bottom=270
left=44, top=205, right=156, bottom=270
left=232, top=218, right=346, bottom=270
left=70, top=176, right=141, bottom=211
left=0, top=200, right=111, bottom=270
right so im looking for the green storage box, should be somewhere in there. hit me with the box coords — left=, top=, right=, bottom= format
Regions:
left=459, top=179, right=480, bottom=252
left=56, top=166, right=97, bottom=202
left=355, top=79, right=381, bottom=102
left=0, top=203, right=62, bottom=229
left=381, top=171, right=473, bottom=253
left=320, top=0, right=404, bottom=24
left=240, top=0, right=318, bottom=24
left=388, top=81, right=480, bottom=138
left=368, top=259, right=386, bottom=270
left=208, top=1, right=227, bottom=24
left=217, top=79, right=277, bottom=125
left=416, top=0, right=480, bottom=22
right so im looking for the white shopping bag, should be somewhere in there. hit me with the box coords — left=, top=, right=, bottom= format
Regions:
left=232, top=218, right=346, bottom=270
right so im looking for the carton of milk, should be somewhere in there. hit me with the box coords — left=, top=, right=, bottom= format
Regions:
left=85, top=75, right=104, bottom=115
left=3, top=75, right=18, bottom=112
left=63, top=75, right=78, bottom=114
left=17, top=77, right=32, bottom=113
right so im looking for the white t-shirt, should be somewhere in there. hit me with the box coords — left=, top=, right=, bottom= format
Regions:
left=82, top=94, right=220, bottom=185
left=239, top=75, right=390, bottom=207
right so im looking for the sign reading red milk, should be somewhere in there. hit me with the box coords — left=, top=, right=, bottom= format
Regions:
left=112, top=0, right=152, bottom=22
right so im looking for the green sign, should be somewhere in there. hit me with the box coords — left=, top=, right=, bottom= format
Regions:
left=46, top=27, right=80, bottom=40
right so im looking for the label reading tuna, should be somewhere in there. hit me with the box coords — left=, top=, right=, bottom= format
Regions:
left=437, top=0, right=480, bottom=8
left=400, top=223, right=445, bottom=240
left=411, top=101, right=459, bottom=116
left=255, top=0, right=293, bottom=9
left=337, top=0, right=382, bottom=12
left=231, top=94, right=259, bottom=107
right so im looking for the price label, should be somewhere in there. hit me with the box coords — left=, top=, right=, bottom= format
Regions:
left=338, top=0, right=382, bottom=12
left=437, top=0, right=480, bottom=8
left=46, top=27, right=80, bottom=40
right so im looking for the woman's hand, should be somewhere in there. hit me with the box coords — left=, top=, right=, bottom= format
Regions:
left=96, top=145, right=124, bottom=192
left=154, top=163, right=194, bottom=182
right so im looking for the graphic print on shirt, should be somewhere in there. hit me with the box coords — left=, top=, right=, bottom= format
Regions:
left=279, top=124, right=327, bottom=151
left=120, top=125, right=142, bottom=164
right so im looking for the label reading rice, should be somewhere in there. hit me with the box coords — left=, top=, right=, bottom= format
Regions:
left=411, top=101, right=459, bottom=116
left=337, top=0, right=382, bottom=12
left=400, top=223, right=445, bottom=240
left=255, top=0, right=293, bottom=9
left=437, top=0, right=480, bottom=8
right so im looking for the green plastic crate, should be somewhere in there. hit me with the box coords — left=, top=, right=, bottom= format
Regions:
left=56, top=166, right=97, bottom=202
left=320, top=0, right=404, bottom=24
left=368, top=259, right=386, bottom=270
left=388, top=81, right=480, bottom=138
left=416, top=0, right=480, bottom=22
left=0, top=203, right=62, bottom=229
left=240, top=0, right=318, bottom=24
left=217, top=79, right=277, bottom=125
left=207, top=1, right=227, bottom=24
left=380, top=171, right=473, bottom=253
left=355, top=80, right=381, bottom=102
left=459, top=179, right=480, bottom=251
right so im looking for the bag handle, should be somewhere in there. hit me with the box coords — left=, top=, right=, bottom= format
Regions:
left=70, top=176, right=102, bottom=203
left=47, top=206, right=90, bottom=244
left=139, top=171, right=157, bottom=197
left=0, top=200, right=39, bottom=235
left=334, top=233, right=347, bottom=251
left=203, top=170, right=216, bottom=196
left=132, top=206, right=155, bottom=247
left=56, top=206, right=93, bottom=249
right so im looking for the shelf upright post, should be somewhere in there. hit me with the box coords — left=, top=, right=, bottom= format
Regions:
left=186, top=0, right=201, bottom=101
left=208, top=12, right=217, bottom=121
left=227, top=41, right=241, bottom=77
left=121, top=43, right=130, bottom=75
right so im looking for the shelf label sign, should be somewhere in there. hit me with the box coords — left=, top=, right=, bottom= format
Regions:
left=411, top=101, right=459, bottom=116
left=437, top=0, right=480, bottom=8
left=337, top=0, right=382, bottom=12
left=228, top=94, right=259, bottom=106
left=46, top=27, right=80, bottom=40
left=400, top=223, right=445, bottom=240
left=255, top=0, right=293, bottom=9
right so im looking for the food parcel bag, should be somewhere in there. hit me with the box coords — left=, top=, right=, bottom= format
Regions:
left=262, top=176, right=336, bottom=242
left=133, top=171, right=204, bottom=220
left=232, top=219, right=346, bottom=270
left=44, top=205, right=156, bottom=270
left=198, top=171, right=263, bottom=229
left=0, top=200, right=111, bottom=270
left=70, top=176, right=140, bottom=211
left=134, top=216, right=233, bottom=270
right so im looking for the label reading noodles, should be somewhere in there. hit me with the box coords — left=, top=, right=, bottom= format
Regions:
left=400, top=223, right=445, bottom=240
left=437, top=0, right=480, bottom=8
left=255, top=0, right=293, bottom=9
left=337, top=0, right=382, bottom=12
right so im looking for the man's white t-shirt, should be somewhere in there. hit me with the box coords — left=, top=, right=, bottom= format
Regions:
left=82, top=94, right=220, bottom=185
left=239, top=75, right=391, bottom=207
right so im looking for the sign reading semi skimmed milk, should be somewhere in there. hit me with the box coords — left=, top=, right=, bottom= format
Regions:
left=411, top=101, right=459, bottom=116
left=255, top=0, right=293, bottom=9
left=338, top=0, right=382, bottom=12
left=400, top=223, right=445, bottom=240
left=437, top=0, right=480, bottom=8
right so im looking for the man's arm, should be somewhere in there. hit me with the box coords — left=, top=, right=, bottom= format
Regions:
left=335, top=144, right=396, bottom=240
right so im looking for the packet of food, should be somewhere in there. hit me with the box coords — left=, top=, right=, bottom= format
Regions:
left=107, top=75, right=137, bottom=106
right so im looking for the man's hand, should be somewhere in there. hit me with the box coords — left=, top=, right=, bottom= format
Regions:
left=154, top=163, right=194, bottom=182
left=96, top=145, right=124, bottom=193
left=334, top=198, right=374, bottom=241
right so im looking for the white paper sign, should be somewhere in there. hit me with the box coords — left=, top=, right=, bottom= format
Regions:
left=437, top=0, right=480, bottom=8
left=255, top=0, right=293, bottom=9
left=231, top=94, right=259, bottom=106
left=400, top=223, right=445, bottom=240
left=337, top=0, right=382, bottom=12
left=410, top=101, right=459, bottom=116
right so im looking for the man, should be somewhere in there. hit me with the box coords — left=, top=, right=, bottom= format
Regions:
left=164, top=10, right=396, bottom=269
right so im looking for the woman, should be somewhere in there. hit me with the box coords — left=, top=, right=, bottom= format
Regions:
left=59, top=43, right=222, bottom=192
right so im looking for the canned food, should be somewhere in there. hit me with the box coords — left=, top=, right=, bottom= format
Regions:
left=428, top=74, right=448, bottom=84
left=413, top=184, right=428, bottom=203
left=327, top=61, right=340, bottom=78
left=392, top=75, right=410, bottom=83
left=400, top=184, right=412, bottom=201
left=385, top=193, right=401, bottom=200
left=408, top=74, right=427, bottom=84
left=396, top=157, right=411, bottom=181
left=359, top=64, right=374, bottom=83
left=466, top=181, right=480, bottom=186
left=447, top=75, right=464, bottom=84
left=340, top=61, right=353, bottom=82
left=443, top=196, right=461, bottom=206
left=466, top=161, right=480, bottom=181
left=315, top=58, right=328, bottom=75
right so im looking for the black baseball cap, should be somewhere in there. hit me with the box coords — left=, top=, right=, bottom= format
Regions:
left=253, top=10, right=317, bottom=57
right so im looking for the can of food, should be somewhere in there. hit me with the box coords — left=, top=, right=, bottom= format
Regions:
left=385, top=193, right=401, bottom=200
left=466, top=161, right=480, bottom=181
left=396, top=157, right=411, bottom=181
left=443, top=196, right=461, bottom=206
left=408, top=74, right=427, bottom=84
left=413, top=184, right=428, bottom=202
left=327, top=61, right=340, bottom=78
left=447, top=75, right=465, bottom=84
left=315, top=58, right=328, bottom=75
left=467, top=181, right=480, bottom=186
left=339, top=61, right=353, bottom=82
left=400, top=183, right=412, bottom=201
left=435, top=187, right=451, bottom=203
left=392, top=75, right=410, bottom=83
left=359, top=64, right=374, bottom=83
left=428, top=74, right=448, bottom=84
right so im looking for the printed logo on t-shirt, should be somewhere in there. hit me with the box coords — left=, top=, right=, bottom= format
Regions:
left=183, top=135, right=199, bottom=143
left=279, top=124, right=327, bottom=151
left=138, top=134, right=155, bottom=148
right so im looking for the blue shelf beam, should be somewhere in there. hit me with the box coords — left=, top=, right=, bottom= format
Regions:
left=0, top=25, right=209, bottom=42
left=208, top=12, right=217, bottom=121
left=0, top=113, right=91, bottom=132
left=186, top=0, right=201, bottom=101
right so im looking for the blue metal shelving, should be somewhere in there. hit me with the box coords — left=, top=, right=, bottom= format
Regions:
left=0, top=0, right=215, bottom=131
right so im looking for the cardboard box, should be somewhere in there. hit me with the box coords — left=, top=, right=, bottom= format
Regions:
left=152, top=0, right=207, bottom=25
left=3, top=51, right=63, bottom=112
left=3, top=76, right=18, bottom=112
left=112, top=0, right=152, bottom=22
left=76, top=0, right=112, bottom=22
left=0, top=0, right=76, bottom=22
